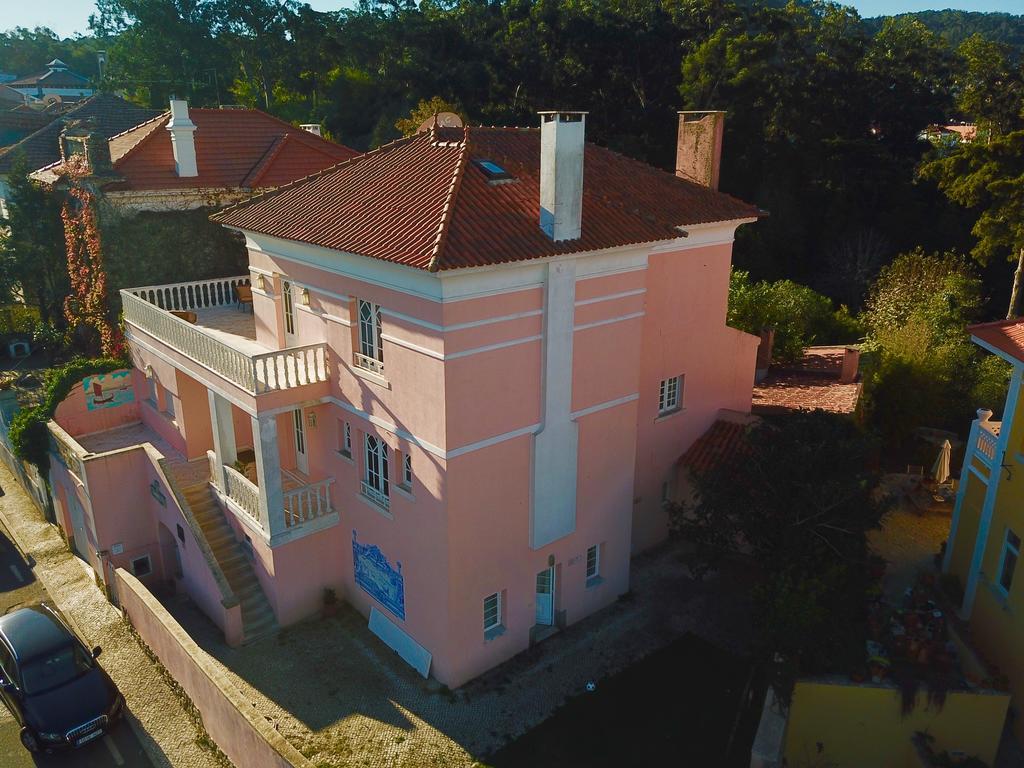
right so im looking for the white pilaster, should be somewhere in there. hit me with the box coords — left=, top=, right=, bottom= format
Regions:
left=531, top=260, right=579, bottom=548
left=943, top=418, right=981, bottom=574
left=208, top=390, right=237, bottom=491
left=252, top=413, right=284, bottom=535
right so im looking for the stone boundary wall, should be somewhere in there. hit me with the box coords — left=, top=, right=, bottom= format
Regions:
left=115, top=567, right=313, bottom=768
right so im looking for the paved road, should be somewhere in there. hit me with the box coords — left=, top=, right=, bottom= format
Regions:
left=0, top=507, right=155, bottom=768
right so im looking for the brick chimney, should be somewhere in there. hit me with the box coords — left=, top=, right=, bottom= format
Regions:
left=676, top=111, right=725, bottom=190
left=539, top=111, right=586, bottom=241
left=60, top=118, right=114, bottom=177
left=167, top=99, right=198, bottom=177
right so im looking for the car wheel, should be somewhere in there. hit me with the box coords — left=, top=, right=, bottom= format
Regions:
left=19, top=727, right=39, bottom=753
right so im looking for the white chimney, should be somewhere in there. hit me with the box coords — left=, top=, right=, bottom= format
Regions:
left=539, top=111, right=586, bottom=241
left=167, top=99, right=198, bottom=178
left=300, top=123, right=322, bottom=137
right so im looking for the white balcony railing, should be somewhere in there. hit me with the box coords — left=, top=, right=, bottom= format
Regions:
left=353, top=352, right=384, bottom=376
left=121, top=286, right=329, bottom=395
left=128, top=276, right=249, bottom=312
left=976, top=424, right=999, bottom=466
left=360, top=480, right=390, bottom=511
left=223, top=464, right=262, bottom=527
left=283, top=478, right=334, bottom=528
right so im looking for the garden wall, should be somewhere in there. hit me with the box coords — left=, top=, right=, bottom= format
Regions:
left=783, top=678, right=1009, bottom=767
left=115, top=568, right=312, bottom=768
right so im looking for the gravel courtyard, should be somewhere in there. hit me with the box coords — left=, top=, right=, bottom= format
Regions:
left=169, top=541, right=754, bottom=768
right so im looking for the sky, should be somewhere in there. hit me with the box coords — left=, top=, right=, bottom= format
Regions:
left=0, top=0, right=1022, bottom=39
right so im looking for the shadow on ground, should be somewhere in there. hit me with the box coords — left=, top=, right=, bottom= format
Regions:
left=165, top=542, right=757, bottom=767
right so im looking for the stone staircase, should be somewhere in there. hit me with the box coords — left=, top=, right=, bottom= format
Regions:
left=181, top=483, right=278, bottom=643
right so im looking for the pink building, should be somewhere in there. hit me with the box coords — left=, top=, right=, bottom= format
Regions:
left=48, top=111, right=761, bottom=686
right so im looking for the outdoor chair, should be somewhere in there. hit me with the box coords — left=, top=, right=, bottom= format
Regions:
left=170, top=310, right=198, bottom=324
left=236, top=284, right=254, bottom=313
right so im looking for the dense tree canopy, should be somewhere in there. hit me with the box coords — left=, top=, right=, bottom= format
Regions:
left=1, top=2, right=1021, bottom=312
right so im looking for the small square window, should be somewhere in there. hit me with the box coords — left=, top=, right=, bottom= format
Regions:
left=586, top=545, right=600, bottom=580
left=658, top=375, right=683, bottom=415
left=483, top=592, right=502, bottom=633
left=131, top=555, right=152, bottom=577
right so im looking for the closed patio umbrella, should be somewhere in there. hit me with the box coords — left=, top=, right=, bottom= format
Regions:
left=932, top=439, right=952, bottom=485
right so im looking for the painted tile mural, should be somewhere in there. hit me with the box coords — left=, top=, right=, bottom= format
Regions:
left=353, top=530, right=405, bottom=620
left=84, top=371, right=135, bottom=411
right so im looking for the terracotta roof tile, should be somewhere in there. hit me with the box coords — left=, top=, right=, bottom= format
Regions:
left=752, top=347, right=862, bottom=415
left=969, top=318, right=1024, bottom=363
left=679, top=418, right=754, bottom=475
left=213, top=125, right=762, bottom=272
left=0, top=93, right=160, bottom=174
left=106, top=108, right=358, bottom=192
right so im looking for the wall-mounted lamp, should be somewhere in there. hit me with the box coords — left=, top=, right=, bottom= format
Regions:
left=301, top=287, right=311, bottom=306
left=256, top=274, right=266, bottom=291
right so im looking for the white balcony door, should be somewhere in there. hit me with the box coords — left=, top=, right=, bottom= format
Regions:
left=282, top=280, right=297, bottom=346
left=535, top=567, right=555, bottom=626
left=292, top=408, right=308, bottom=475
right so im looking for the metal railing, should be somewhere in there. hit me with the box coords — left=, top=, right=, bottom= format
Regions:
left=360, top=480, right=390, bottom=511
left=353, top=352, right=385, bottom=376
left=121, top=288, right=329, bottom=395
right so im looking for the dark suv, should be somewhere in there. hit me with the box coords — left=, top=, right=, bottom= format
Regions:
left=0, top=605, right=124, bottom=752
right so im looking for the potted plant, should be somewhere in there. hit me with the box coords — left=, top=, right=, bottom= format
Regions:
left=322, top=587, right=339, bottom=618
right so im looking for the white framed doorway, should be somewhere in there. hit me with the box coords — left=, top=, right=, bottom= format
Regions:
left=292, top=408, right=308, bottom=475
left=535, top=567, right=555, bottom=626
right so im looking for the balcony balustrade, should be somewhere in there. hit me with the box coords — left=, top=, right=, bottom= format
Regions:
left=122, top=278, right=329, bottom=396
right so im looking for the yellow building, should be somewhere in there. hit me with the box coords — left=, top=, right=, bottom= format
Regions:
left=945, top=318, right=1024, bottom=744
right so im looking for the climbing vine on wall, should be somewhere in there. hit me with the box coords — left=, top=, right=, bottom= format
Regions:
left=61, top=156, right=124, bottom=358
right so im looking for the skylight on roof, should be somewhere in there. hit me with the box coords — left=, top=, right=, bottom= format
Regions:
left=473, top=158, right=514, bottom=184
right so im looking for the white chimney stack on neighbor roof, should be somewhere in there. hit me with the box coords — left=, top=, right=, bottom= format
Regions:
left=167, top=99, right=198, bottom=178
left=539, top=111, right=586, bottom=241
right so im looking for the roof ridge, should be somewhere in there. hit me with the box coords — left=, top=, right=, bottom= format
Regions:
left=212, top=131, right=421, bottom=223
left=426, top=126, right=471, bottom=273
left=242, top=133, right=289, bottom=189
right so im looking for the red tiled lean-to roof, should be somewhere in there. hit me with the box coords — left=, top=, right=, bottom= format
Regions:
left=679, top=417, right=755, bottom=476
left=969, top=318, right=1024, bottom=364
left=106, top=108, right=358, bottom=192
left=212, top=125, right=762, bottom=271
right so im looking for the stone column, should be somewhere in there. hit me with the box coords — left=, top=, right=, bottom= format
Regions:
left=208, top=391, right=237, bottom=491
left=252, top=413, right=284, bottom=536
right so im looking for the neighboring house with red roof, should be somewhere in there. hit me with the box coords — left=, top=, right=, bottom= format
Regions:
left=32, top=100, right=358, bottom=211
left=752, top=345, right=862, bottom=415
left=50, top=110, right=762, bottom=687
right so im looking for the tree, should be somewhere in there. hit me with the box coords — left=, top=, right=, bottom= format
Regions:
left=954, top=34, right=1024, bottom=137
left=0, top=157, right=70, bottom=326
left=920, top=131, right=1024, bottom=318
left=670, top=412, right=886, bottom=699
left=394, top=96, right=462, bottom=136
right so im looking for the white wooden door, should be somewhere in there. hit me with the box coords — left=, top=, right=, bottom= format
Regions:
left=535, top=567, right=555, bottom=626
left=293, top=408, right=308, bottom=475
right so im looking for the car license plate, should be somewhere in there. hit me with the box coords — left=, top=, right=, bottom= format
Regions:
left=75, top=729, right=103, bottom=747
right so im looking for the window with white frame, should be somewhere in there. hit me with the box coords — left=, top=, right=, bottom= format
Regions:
left=586, top=545, right=600, bottom=581
left=283, top=280, right=296, bottom=336
left=999, top=528, right=1021, bottom=593
left=403, top=453, right=412, bottom=487
left=362, top=434, right=390, bottom=509
left=162, top=386, right=175, bottom=419
left=339, top=420, right=352, bottom=457
left=658, top=375, right=683, bottom=415
left=356, top=299, right=384, bottom=374
left=483, top=592, right=502, bottom=633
